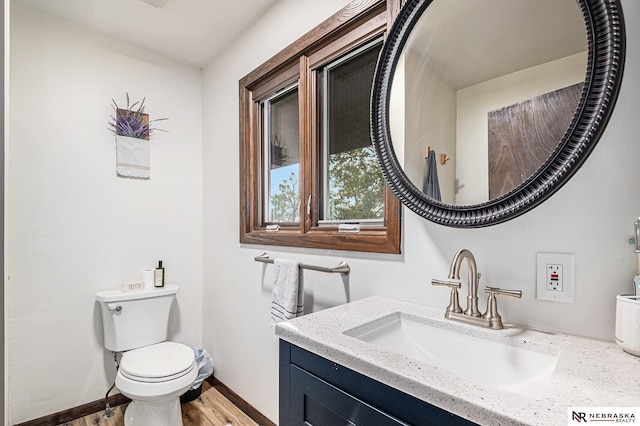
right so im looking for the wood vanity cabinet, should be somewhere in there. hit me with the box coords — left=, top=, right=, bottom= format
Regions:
left=279, top=340, right=477, bottom=425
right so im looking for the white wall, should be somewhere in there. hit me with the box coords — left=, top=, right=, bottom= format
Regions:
left=8, top=5, right=203, bottom=424
left=2, top=1, right=7, bottom=423
left=202, top=0, right=640, bottom=424
left=404, top=49, right=457, bottom=204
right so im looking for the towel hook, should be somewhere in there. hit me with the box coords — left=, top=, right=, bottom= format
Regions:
left=425, top=146, right=450, bottom=165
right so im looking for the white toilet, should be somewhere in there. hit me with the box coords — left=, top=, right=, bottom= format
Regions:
left=96, top=284, right=197, bottom=426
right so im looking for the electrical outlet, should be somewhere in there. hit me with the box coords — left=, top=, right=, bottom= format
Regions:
left=546, top=264, right=563, bottom=291
left=536, top=252, right=574, bottom=302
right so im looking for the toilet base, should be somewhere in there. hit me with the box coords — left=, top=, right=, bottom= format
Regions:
left=124, top=398, right=183, bottom=426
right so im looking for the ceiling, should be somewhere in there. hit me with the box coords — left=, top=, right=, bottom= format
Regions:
left=15, top=0, right=280, bottom=68
left=406, top=0, right=586, bottom=89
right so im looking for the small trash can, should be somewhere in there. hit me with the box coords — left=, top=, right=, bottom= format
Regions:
left=180, top=347, right=214, bottom=403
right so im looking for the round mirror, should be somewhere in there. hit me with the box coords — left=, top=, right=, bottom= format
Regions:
left=371, top=0, right=625, bottom=227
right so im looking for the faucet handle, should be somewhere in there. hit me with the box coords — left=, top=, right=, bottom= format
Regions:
left=431, top=279, right=461, bottom=289
left=431, top=279, right=463, bottom=315
left=483, top=287, right=522, bottom=329
left=484, top=286, right=522, bottom=299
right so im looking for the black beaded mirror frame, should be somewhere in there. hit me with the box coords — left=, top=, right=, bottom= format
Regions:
left=371, top=0, right=626, bottom=227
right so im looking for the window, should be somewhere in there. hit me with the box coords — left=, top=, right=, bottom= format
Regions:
left=240, top=0, right=401, bottom=253
left=262, top=85, right=300, bottom=224
left=318, top=38, right=384, bottom=226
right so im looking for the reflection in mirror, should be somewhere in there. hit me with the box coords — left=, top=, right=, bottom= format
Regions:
left=393, top=0, right=587, bottom=205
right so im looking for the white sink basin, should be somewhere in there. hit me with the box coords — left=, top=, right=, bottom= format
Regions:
left=343, top=312, right=559, bottom=399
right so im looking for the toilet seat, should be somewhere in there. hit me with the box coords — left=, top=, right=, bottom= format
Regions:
left=120, top=342, right=196, bottom=383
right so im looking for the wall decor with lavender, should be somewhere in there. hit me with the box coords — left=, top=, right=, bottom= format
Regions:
left=108, top=93, right=167, bottom=179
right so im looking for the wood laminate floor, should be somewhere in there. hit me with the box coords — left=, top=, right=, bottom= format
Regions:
left=60, top=382, right=259, bottom=426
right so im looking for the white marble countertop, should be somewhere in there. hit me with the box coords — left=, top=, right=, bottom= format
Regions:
left=275, top=296, right=640, bottom=426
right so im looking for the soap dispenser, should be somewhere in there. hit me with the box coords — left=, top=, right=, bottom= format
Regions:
left=154, top=261, right=165, bottom=288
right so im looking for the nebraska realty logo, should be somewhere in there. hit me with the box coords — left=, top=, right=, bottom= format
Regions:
left=569, top=407, right=639, bottom=423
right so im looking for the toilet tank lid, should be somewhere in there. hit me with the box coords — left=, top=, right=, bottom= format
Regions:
left=96, top=284, right=179, bottom=302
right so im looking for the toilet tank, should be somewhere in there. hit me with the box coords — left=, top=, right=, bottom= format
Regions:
left=96, top=284, right=180, bottom=352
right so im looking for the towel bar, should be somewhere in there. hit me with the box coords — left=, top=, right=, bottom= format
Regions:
left=254, top=253, right=350, bottom=275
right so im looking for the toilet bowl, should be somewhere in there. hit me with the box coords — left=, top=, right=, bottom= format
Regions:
left=96, top=285, right=196, bottom=426
left=117, top=342, right=197, bottom=425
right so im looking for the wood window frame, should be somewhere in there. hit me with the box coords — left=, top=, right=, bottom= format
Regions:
left=239, top=0, right=402, bottom=254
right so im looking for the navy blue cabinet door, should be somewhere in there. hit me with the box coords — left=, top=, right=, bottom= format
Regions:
left=291, top=364, right=408, bottom=425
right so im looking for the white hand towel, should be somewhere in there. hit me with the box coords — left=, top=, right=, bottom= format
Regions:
left=271, top=258, right=303, bottom=325
left=115, top=135, right=150, bottom=179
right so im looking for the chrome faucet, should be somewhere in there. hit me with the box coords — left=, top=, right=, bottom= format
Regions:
left=431, top=249, right=522, bottom=330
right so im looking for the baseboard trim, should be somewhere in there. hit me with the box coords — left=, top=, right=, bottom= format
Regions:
left=14, top=393, right=130, bottom=426
left=15, top=377, right=275, bottom=426
left=206, top=376, right=277, bottom=426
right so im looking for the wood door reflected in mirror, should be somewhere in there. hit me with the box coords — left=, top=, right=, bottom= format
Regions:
left=395, top=0, right=587, bottom=206
left=372, top=0, right=625, bottom=227
left=488, top=83, right=583, bottom=199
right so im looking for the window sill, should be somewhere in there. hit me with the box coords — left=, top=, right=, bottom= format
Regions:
left=240, top=226, right=400, bottom=254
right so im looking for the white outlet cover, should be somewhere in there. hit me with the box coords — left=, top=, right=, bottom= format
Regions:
left=536, top=252, right=574, bottom=303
